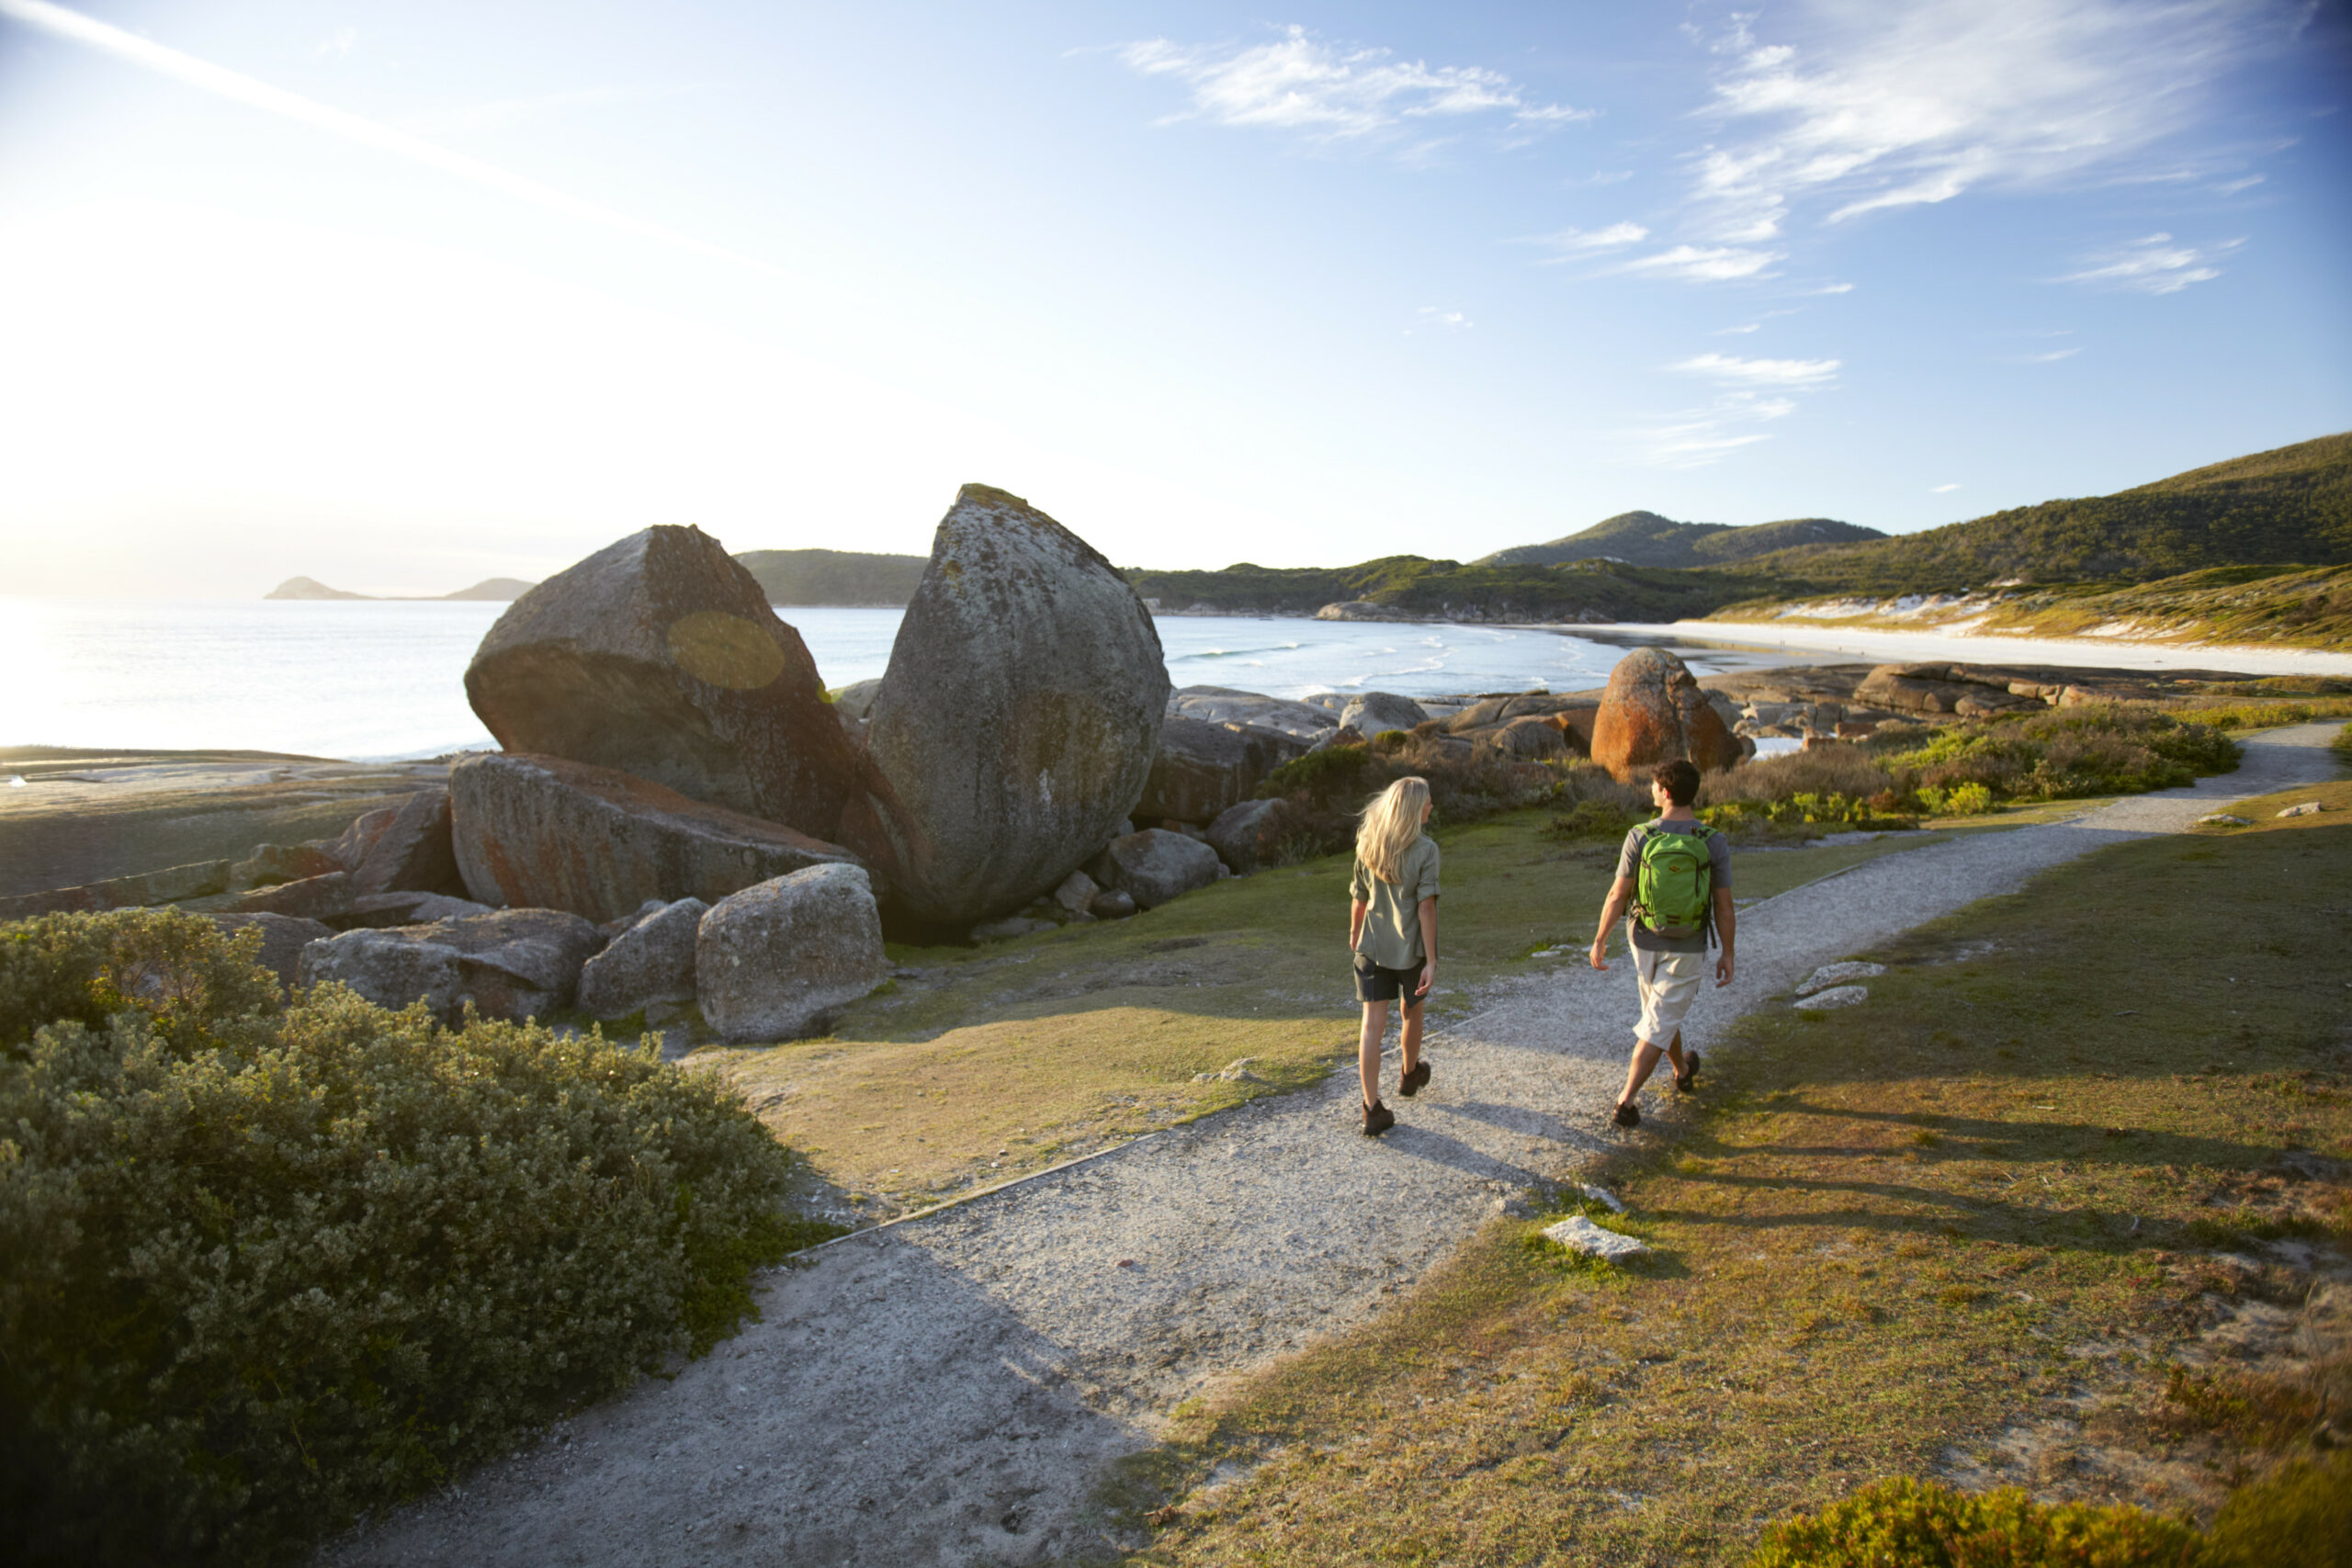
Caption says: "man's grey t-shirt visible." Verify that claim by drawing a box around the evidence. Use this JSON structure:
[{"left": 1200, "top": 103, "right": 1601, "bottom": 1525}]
[{"left": 1616, "top": 821, "right": 1732, "bottom": 954}]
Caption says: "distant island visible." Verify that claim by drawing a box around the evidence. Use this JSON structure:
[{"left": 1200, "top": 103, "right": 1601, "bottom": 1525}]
[
  {"left": 733, "top": 548, "right": 928, "bottom": 606},
  {"left": 266, "top": 576, "right": 537, "bottom": 602}
]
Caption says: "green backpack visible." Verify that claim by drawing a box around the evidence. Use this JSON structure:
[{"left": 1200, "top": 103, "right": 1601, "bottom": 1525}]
[{"left": 1634, "top": 825, "right": 1716, "bottom": 942}]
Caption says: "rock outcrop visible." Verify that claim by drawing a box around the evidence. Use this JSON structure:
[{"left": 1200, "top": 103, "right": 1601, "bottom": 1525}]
[
  {"left": 351, "top": 787, "right": 467, "bottom": 897},
  {"left": 1589, "top": 649, "right": 1750, "bottom": 783},
  {"left": 297, "top": 908, "right": 601, "bottom": 1024},
  {"left": 1855, "top": 662, "right": 2048, "bottom": 718},
  {"left": 696, "top": 864, "right": 887, "bottom": 1043},
  {"left": 1338, "top": 692, "right": 1429, "bottom": 737},
  {"left": 1166, "top": 686, "right": 1337, "bottom": 741},
  {"left": 1089, "top": 829, "right": 1222, "bottom": 909},
  {"left": 1132, "top": 717, "right": 1309, "bottom": 826},
  {"left": 449, "top": 752, "right": 869, "bottom": 924},
  {"left": 578, "top": 897, "right": 707, "bottom": 1021},
  {"left": 204, "top": 912, "right": 333, "bottom": 995},
  {"left": 0, "top": 861, "right": 232, "bottom": 923},
  {"left": 862, "top": 486, "right": 1170, "bottom": 928},
  {"left": 1205, "top": 798, "right": 1297, "bottom": 874},
  {"left": 230, "top": 842, "right": 344, "bottom": 892},
  {"left": 324, "top": 806, "right": 401, "bottom": 870},
  {"left": 463, "top": 525, "right": 890, "bottom": 846},
  {"left": 229, "top": 872, "right": 353, "bottom": 923}
]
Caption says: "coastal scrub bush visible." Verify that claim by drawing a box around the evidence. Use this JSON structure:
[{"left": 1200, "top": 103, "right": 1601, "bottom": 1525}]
[
  {"left": 1882, "top": 705, "right": 2237, "bottom": 805},
  {"left": 2205, "top": 1450, "right": 2352, "bottom": 1568},
  {"left": 1257, "top": 733, "right": 1559, "bottom": 858},
  {"left": 2332, "top": 721, "right": 2352, "bottom": 761},
  {"left": 1747, "top": 1476, "right": 2216, "bottom": 1567},
  {"left": 0, "top": 911, "right": 817, "bottom": 1566}
]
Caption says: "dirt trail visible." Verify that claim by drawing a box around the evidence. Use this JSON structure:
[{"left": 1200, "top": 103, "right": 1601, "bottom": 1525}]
[{"left": 326, "top": 724, "right": 2346, "bottom": 1568}]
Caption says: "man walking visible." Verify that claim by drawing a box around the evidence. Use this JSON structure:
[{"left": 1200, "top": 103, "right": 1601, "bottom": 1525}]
[{"left": 1588, "top": 759, "right": 1735, "bottom": 1128}]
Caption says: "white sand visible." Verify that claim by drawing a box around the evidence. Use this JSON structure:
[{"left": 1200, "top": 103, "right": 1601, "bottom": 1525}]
[{"left": 1596, "top": 621, "right": 2352, "bottom": 676}]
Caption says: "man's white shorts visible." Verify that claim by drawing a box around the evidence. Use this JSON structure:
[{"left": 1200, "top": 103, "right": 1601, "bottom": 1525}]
[{"left": 1634, "top": 947, "right": 1707, "bottom": 1046}]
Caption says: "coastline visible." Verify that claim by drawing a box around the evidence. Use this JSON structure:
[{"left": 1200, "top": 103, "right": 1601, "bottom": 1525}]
[{"left": 1654, "top": 618, "right": 2352, "bottom": 676}]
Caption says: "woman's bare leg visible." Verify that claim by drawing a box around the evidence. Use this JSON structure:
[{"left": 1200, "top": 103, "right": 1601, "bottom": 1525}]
[
  {"left": 1359, "top": 999, "right": 1390, "bottom": 1108},
  {"left": 1399, "top": 997, "right": 1426, "bottom": 1075}
]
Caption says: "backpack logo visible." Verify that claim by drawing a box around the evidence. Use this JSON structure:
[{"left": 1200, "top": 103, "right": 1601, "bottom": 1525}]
[{"left": 1635, "top": 828, "right": 1713, "bottom": 941}]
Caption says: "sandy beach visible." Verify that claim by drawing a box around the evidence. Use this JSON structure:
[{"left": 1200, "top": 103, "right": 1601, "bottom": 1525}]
[{"left": 1629, "top": 619, "right": 2352, "bottom": 677}]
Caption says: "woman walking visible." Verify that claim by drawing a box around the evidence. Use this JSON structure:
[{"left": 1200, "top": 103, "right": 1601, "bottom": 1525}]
[{"left": 1348, "top": 776, "right": 1440, "bottom": 1135}]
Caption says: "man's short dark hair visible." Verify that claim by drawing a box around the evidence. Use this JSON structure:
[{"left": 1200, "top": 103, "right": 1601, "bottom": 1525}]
[{"left": 1653, "top": 759, "right": 1701, "bottom": 806}]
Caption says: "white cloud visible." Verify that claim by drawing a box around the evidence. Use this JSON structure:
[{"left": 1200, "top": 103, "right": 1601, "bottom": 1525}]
[
  {"left": 2057, "top": 231, "right": 2243, "bottom": 293},
  {"left": 1670, "top": 352, "right": 1841, "bottom": 388},
  {"left": 1614, "top": 243, "right": 1783, "bottom": 282},
  {"left": 0, "top": 0, "right": 775, "bottom": 276},
  {"left": 315, "top": 25, "right": 356, "bottom": 59},
  {"left": 1932, "top": 482, "right": 1962, "bottom": 492},
  {"left": 1118, "top": 25, "right": 1589, "bottom": 142},
  {"left": 1681, "top": 1, "right": 2301, "bottom": 243},
  {"left": 1526, "top": 220, "right": 1648, "bottom": 261},
  {"left": 2211, "top": 174, "right": 2265, "bottom": 195},
  {"left": 1718, "top": 321, "right": 1762, "bottom": 333},
  {"left": 2014, "top": 346, "right": 2084, "bottom": 362},
  {"left": 1415, "top": 306, "right": 1472, "bottom": 330}
]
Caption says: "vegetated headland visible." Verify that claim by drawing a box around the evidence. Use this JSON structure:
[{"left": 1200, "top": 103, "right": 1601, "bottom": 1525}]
[{"left": 467, "top": 431, "right": 2332, "bottom": 649}]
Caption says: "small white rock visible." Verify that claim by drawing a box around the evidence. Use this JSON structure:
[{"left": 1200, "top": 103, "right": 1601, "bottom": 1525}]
[
  {"left": 1795, "top": 961, "right": 1887, "bottom": 997},
  {"left": 2197, "top": 813, "right": 2251, "bottom": 827},
  {"left": 1795, "top": 985, "right": 1869, "bottom": 1010},
  {"left": 1542, "top": 1214, "right": 1648, "bottom": 1259},
  {"left": 1577, "top": 1183, "right": 1626, "bottom": 1213},
  {"left": 2276, "top": 802, "right": 2324, "bottom": 818}
]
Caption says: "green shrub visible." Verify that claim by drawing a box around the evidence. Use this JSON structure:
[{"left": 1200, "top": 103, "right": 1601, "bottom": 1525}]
[
  {"left": 0, "top": 912, "right": 822, "bottom": 1565},
  {"left": 1947, "top": 782, "right": 1996, "bottom": 817},
  {"left": 2332, "top": 721, "right": 2352, "bottom": 761},
  {"left": 1882, "top": 705, "right": 2239, "bottom": 806},
  {"left": 1256, "top": 733, "right": 1560, "bottom": 860},
  {"left": 1748, "top": 1476, "right": 2216, "bottom": 1567},
  {"left": 2207, "top": 1450, "right": 2352, "bottom": 1568}
]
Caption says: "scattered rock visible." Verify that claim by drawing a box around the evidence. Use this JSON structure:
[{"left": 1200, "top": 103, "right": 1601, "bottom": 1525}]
[
  {"left": 1589, "top": 649, "right": 1749, "bottom": 783},
  {"left": 1338, "top": 692, "right": 1430, "bottom": 737},
  {"left": 1090, "top": 888, "right": 1137, "bottom": 919},
  {"left": 1577, "top": 1183, "right": 1626, "bottom": 1214},
  {"left": 1314, "top": 601, "right": 1414, "bottom": 622},
  {"left": 2277, "top": 802, "right": 2325, "bottom": 818},
  {"left": 863, "top": 485, "right": 1170, "bottom": 928},
  {"left": 1303, "top": 725, "right": 1367, "bottom": 755},
  {"left": 1794, "top": 985, "right": 1870, "bottom": 1010},
  {"left": 1132, "top": 717, "right": 1310, "bottom": 825},
  {"left": 578, "top": 897, "right": 707, "bottom": 1021},
  {"left": 298, "top": 908, "right": 602, "bottom": 1024},
  {"left": 831, "top": 678, "right": 884, "bottom": 722},
  {"left": 323, "top": 807, "right": 401, "bottom": 871},
  {"left": 1050, "top": 870, "right": 1102, "bottom": 916},
  {"left": 1856, "top": 663, "right": 2044, "bottom": 718},
  {"left": 2197, "top": 814, "right": 2253, "bottom": 827},
  {"left": 338, "top": 891, "right": 492, "bottom": 930},
  {"left": 351, "top": 787, "right": 468, "bottom": 897},
  {"left": 0, "top": 860, "right": 234, "bottom": 922},
  {"left": 230, "top": 841, "right": 344, "bottom": 891},
  {"left": 464, "top": 524, "right": 888, "bottom": 843},
  {"left": 1795, "top": 961, "right": 1889, "bottom": 997},
  {"left": 1542, "top": 1214, "right": 1648, "bottom": 1259},
  {"left": 1090, "top": 829, "right": 1223, "bottom": 910},
  {"left": 1485, "top": 714, "right": 1581, "bottom": 760},
  {"left": 1166, "top": 686, "right": 1337, "bottom": 740},
  {"left": 203, "top": 912, "right": 333, "bottom": 995},
  {"left": 696, "top": 863, "right": 888, "bottom": 1043},
  {"left": 449, "top": 751, "right": 869, "bottom": 923},
  {"left": 1216, "top": 1057, "right": 1265, "bottom": 1083},
  {"left": 1205, "top": 798, "right": 1297, "bottom": 874},
  {"left": 229, "top": 871, "right": 354, "bottom": 923}
]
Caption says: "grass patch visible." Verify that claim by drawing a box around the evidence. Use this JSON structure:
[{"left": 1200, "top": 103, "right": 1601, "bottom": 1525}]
[{"left": 1111, "top": 779, "right": 2352, "bottom": 1565}]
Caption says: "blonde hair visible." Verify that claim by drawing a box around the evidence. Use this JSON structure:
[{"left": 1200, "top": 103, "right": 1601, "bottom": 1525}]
[{"left": 1355, "top": 776, "right": 1430, "bottom": 884}]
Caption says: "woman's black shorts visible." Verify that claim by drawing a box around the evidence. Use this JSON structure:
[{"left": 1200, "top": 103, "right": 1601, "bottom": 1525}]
[{"left": 1353, "top": 953, "right": 1427, "bottom": 1005}]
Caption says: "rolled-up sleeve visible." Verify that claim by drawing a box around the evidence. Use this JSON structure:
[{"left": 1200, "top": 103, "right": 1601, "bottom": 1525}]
[
  {"left": 1414, "top": 841, "right": 1442, "bottom": 904},
  {"left": 1348, "top": 859, "right": 1369, "bottom": 902}
]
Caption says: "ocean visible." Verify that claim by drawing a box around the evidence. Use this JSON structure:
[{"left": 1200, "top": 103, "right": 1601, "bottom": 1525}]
[
  {"left": 6, "top": 600, "right": 1771, "bottom": 761},
  {"left": 15, "top": 598, "right": 2335, "bottom": 762}
]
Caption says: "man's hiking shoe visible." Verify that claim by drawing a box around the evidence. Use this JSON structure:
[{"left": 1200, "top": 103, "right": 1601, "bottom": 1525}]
[
  {"left": 1611, "top": 1100, "right": 1640, "bottom": 1129},
  {"left": 1675, "top": 1052, "right": 1702, "bottom": 1092},
  {"left": 1397, "top": 1059, "right": 1431, "bottom": 1098},
  {"left": 1363, "top": 1100, "right": 1396, "bottom": 1136}
]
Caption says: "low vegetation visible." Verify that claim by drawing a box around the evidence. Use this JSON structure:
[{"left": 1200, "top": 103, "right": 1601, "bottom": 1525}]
[
  {"left": 732, "top": 546, "right": 927, "bottom": 606},
  {"left": 0, "top": 910, "right": 821, "bottom": 1567},
  {"left": 1109, "top": 778, "right": 2352, "bottom": 1566}
]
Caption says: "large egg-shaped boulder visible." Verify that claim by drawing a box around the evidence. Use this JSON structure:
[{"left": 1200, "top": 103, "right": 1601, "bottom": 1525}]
[
  {"left": 1589, "top": 648, "right": 1749, "bottom": 783},
  {"left": 865, "top": 485, "right": 1170, "bottom": 928}
]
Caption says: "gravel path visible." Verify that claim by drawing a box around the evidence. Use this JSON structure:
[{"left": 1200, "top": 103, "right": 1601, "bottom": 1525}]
[{"left": 327, "top": 724, "right": 2345, "bottom": 1568}]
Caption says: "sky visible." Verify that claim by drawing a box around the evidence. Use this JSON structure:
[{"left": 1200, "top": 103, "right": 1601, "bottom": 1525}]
[{"left": 0, "top": 0, "right": 2346, "bottom": 597}]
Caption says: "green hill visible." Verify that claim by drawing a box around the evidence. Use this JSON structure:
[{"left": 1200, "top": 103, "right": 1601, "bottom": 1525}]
[
  {"left": 733, "top": 548, "right": 928, "bottom": 605},
  {"left": 1478, "top": 511, "right": 1881, "bottom": 569},
  {"left": 1125, "top": 555, "right": 1776, "bottom": 623},
  {"left": 1743, "top": 431, "right": 2352, "bottom": 592}
]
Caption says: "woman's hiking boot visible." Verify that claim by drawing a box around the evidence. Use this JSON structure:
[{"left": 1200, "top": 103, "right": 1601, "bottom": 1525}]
[
  {"left": 1362, "top": 1100, "right": 1396, "bottom": 1136},
  {"left": 1397, "top": 1058, "right": 1431, "bottom": 1098}
]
